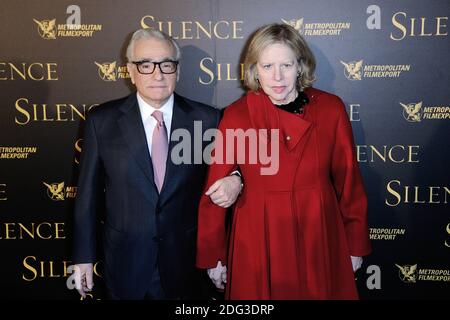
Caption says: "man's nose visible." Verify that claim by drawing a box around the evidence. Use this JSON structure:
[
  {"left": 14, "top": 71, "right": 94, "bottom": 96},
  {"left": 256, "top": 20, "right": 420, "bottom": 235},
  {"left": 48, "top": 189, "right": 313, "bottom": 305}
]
[{"left": 152, "top": 65, "right": 164, "bottom": 80}]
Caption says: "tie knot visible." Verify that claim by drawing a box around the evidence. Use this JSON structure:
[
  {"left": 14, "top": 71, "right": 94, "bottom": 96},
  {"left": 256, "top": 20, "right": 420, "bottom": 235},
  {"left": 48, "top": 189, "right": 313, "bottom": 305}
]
[{"left": 152, "top": 110, "right": 164, "bottom": 126}]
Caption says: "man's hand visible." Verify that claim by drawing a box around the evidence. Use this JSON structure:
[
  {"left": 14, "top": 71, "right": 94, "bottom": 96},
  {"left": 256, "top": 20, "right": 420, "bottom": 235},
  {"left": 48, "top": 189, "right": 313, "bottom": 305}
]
[
  {"left": 74, "top": 263, "right": 94, "bottom": 298},
  {"left": 205, "top": 175, "right": 242, "bottom": 208},
  {"left": 207, "top": 260, "right": 227, "bottom": 290},
  {"left": 350, "top": 256, "right": 363, "bottom": 272}
]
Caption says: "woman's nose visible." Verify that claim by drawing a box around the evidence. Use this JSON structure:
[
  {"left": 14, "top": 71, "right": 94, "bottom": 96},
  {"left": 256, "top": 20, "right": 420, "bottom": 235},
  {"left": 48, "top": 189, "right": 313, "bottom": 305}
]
[{"left": 273, "top": 66, "right": 282, "bottom": 81}]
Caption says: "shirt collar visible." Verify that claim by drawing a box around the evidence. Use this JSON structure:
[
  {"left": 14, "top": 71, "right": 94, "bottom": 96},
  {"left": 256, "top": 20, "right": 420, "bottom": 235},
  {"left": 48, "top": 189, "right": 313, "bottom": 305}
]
[{"left": 136, "top": 92, "right": 174, "bottom": 122}]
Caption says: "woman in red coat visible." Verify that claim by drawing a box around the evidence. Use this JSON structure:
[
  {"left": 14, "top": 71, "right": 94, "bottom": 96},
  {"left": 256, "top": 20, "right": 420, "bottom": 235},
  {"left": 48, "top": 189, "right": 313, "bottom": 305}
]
[{"left": 196, "top": 23, "right": 371, "bottom": 299}]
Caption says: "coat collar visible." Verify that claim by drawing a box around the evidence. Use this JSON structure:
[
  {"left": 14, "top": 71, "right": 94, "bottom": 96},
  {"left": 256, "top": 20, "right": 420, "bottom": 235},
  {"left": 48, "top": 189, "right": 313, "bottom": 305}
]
[{"left": 246, "top": 89, "right": 314, "bottom": 152}]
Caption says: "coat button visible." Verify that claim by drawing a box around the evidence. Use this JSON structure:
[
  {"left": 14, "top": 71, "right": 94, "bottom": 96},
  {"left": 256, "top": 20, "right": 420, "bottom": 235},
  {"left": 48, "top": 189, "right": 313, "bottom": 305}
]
[
  {"left": 286, "top": 136, "right": 291, "bottom": 141},
  {"left": 155, "top": 207, "right": 161, "bottom": 214},
  {"left": 152, "top": 236, "right": 163, "bottom": 242}
]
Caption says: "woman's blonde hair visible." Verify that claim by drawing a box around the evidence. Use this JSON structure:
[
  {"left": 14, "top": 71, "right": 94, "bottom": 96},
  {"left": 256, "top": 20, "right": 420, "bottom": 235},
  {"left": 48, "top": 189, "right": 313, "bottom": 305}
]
[{"left": 244, "top": 23, "right": 316, "bottom": 92}]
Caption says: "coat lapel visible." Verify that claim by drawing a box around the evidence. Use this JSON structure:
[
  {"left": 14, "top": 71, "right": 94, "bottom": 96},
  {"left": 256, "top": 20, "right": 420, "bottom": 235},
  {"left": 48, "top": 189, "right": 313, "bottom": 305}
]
[
  {"left": 117, "top": 94, "right": 158, "bottom": 192},
  {"left": 247, "top": 90, "right": 313, "bottom": 152},
  {"left": 276, "top": 107, "right": 312, "bottom": 152}
]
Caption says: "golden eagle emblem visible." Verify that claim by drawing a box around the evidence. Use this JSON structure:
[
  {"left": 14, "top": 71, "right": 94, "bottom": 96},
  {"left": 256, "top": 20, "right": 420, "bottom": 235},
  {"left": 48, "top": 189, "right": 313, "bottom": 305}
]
[
  {"left": 95, "top": 61, "right": 117, "bottom": 81},
  {"left": 400, "top": 102, "right": 422, "bottom": 122},
  {"left": 340, "top": 60, "right": 363, "bottom": 80},
  {"left": 43, "top": 182, "right": 65, "bottom": 201},
  {"left": 33, "top": 19, "right": 56, "bottom": 39},
  {"left": 281, "top": 18, "right": 304, "bottom": 33},
  {"left": 395, "top": 264, "right": 417, "bottom": 283}
]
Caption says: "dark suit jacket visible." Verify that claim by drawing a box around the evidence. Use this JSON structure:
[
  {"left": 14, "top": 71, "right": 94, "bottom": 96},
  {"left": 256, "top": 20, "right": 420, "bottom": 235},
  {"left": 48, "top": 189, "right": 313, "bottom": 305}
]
[{"left": 73, "top": 92, "right": 220, "bottom": 299}]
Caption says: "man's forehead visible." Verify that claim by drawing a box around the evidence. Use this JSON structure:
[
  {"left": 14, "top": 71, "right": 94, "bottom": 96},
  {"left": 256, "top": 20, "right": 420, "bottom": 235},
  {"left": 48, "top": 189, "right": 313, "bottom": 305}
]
[{"left": 134, "top": 38, "right": 175, "bottom": 59}]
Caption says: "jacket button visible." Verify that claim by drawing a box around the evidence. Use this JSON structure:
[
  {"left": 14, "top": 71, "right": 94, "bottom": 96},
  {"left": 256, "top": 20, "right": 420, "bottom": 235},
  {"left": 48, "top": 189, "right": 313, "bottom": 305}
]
[
  {"left": 155, "top": 207, "right": 161, "bottom": 214},
  {"left": 286, "top": 135, "right": 291, "bottom": 141},
  {"left": 152, "top": 236, "right": 163, "bottom": 242}
]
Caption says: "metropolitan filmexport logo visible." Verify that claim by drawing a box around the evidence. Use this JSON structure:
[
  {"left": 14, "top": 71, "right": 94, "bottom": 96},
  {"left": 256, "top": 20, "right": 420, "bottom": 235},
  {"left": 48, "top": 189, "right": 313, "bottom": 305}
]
[
  {"left": 0, "top": 147, "right": 37, "bottom": 159},
  {"left": 399, "top": 101, "right": 450, "bottom": 122},
  {"left": 33, "top": 18, "right": 101, "bottom": 39},
  {"left": 94, "top": 61, "right": 130, "bottom": 81},
  {"left": 281, "top": 17, "right": 350, "bottom": 36},
  {"left": 395, "top": 263, "right": 450, "bottom": 283},
  {"left": 43, "top": 181, "right": 77, "bottom": 201},
  {"left": 369, "top": 228, "right": 406, "bottom": 240},
  {"left": 340, "top": 59, "right": 411, "bottom": 80}
]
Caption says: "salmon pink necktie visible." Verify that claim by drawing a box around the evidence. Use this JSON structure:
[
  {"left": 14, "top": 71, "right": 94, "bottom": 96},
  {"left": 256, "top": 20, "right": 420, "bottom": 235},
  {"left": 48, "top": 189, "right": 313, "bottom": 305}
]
[{"left": 151, "top": 110, "right": 168, "bottom": 192}]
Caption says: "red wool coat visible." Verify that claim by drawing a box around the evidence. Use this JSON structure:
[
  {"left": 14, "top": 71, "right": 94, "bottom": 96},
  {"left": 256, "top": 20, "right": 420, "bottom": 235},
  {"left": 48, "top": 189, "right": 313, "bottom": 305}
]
[{"left": 196, "top": 88, "right": 371, "bottom": 299}]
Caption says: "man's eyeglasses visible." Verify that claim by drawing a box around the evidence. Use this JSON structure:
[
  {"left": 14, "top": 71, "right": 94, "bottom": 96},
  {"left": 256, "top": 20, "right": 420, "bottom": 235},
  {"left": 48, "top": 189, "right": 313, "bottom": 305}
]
[{"left": 132, "top": 60, "right": 179, "bottom": 74}]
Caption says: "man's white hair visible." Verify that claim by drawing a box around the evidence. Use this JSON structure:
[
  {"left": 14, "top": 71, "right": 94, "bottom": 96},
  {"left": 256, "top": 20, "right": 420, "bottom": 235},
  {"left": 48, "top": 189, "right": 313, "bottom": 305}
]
[{"left": 126, "top": 28, "right": 181, "bottom": 62}]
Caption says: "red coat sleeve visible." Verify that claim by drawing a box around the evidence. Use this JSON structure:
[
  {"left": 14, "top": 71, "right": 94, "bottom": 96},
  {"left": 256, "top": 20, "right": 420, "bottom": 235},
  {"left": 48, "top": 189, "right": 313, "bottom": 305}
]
[
  {"left": 196, "top": 109, "right": 237, "bottom": 268},
  {"left": 331, "top": 101, "right": 371, "bottom": 256}
]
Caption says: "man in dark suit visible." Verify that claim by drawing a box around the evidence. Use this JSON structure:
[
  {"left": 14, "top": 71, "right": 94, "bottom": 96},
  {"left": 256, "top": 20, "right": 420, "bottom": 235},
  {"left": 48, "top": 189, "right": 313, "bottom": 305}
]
[{"left": 72, "top": 29, "right": 242, "bottom": 299}]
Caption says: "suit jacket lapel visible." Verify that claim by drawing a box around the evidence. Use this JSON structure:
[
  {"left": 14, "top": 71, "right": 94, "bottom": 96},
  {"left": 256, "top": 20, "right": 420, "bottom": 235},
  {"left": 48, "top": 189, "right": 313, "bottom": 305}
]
[
  {"left": 159, "top": 93, "right": 193, "bottom": 202},
  {"left": 117, "top": 94, "right": 158, "bottom": 193}
]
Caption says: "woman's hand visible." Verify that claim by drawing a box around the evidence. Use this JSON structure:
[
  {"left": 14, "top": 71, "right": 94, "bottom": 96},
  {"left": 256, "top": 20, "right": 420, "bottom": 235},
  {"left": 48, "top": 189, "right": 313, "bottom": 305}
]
[
  {"left": 350, "top": 256, "right": 363, "bottom": 272},
  {"left": 207, "top": 260, "right": 227, "bottom": 289},
  {"left": 205, "top": 175, "right": 242, "bottom": 208}
]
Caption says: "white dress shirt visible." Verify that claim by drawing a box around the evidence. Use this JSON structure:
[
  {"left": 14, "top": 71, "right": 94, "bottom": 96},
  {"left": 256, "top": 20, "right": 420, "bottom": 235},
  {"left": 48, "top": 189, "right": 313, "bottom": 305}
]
[{"left": 136, "top": 92, "right": 174, "bottom": 157}]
